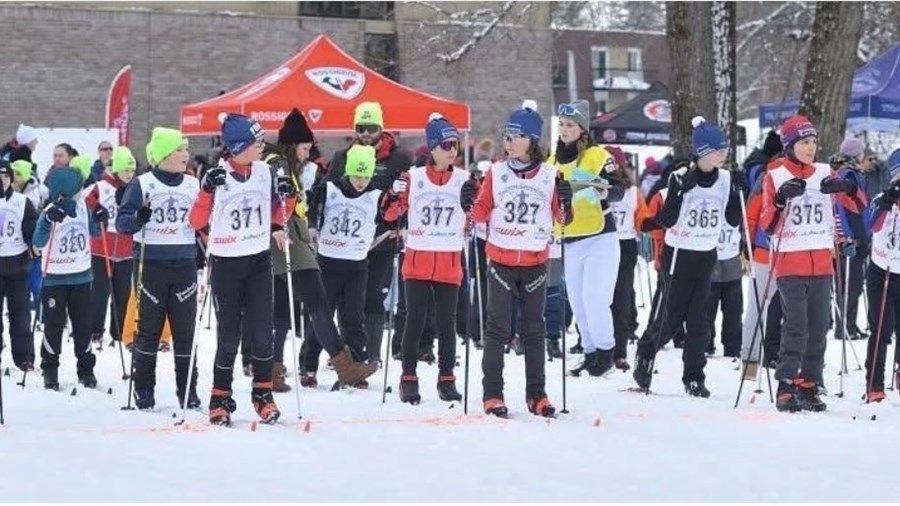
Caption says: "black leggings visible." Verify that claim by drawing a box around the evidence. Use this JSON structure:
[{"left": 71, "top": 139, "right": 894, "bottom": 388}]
[{"left": 401, "top": 279, "right": 459, "bottom": 376}]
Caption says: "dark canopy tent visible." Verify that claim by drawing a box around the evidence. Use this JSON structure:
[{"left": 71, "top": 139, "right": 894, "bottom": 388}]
[{"left": 590, "top": 81, "right": 746, "bottom": 146}]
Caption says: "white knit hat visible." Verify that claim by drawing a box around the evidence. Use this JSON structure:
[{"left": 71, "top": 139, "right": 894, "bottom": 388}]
[{"left": 15, "top": 124, "right": 38, "bottom": 146}]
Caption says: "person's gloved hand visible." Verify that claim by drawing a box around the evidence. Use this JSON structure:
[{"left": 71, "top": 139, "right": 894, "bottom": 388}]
[
  {"left": 460, "top": 178, "right": 478, "bottom": 212},
  {"left": 840, "top": 240, "right": 857, "bottom": 258},
  {"left": 93, "top": 206, "right": 110, "bottom": 224},
  {"left": 775, "top": 178, "right": 806, "bottom": 208},
  {"left": 45, "top": 204, "right": 67, "bottom": 223},
  {"left": 556, "top": 178, "right": 573, "bottom": 209},
  {"left": 275, "top": 175, "right": 296, "bottom": 196},
  {"left": 820, "top": 175, "right": 857, "bottom": 195},
  {"left": 668, "top": 167, "right": 698, "bottom": 196},
  {"left": 392, "top": 178, "right": 407, "bottom": 195},
  {"left": 731, "top": 169, "right": 747, "bottom": 192},
  {"left": 136, "top": 205, "right": 152, "bottom": 226},
  {"left": 202, "top": 166, "right": 227, "bottom": 193}
]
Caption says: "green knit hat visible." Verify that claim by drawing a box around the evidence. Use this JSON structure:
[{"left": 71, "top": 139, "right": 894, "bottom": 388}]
[
  {"left": 146, "top": 127, "right": 188, "bottom": 165},
  {"left": 354, "top": 102, "right": 383, "bottom": 128},
  {"left": 11, "top": 160, "right": 33, "bottom": 180},
  {"left": 112, "top": 146, "right": 137, "bottom": 173},
  {"left": 345, "top": 145, "right": 376, "bottom": 178},
  {"left": 69, "top": 155, "right": 91, "bottom": 180}
]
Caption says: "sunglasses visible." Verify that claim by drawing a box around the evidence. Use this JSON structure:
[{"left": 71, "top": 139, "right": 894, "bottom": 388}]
[
  {"left": 438, "top": 140, "right": 459, "bottom": 152},
  {"left": 356, "top": 124, "right": 381, "bottom": 135},
  {"left": 99, "top": 146, "right": 113, "bottom": 152}
]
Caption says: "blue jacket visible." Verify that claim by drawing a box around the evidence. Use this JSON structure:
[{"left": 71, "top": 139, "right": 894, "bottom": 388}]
[
  {"left": 115, "top": 168, "right": 197, "bottom": 267},
  {"left": 835, "top": 167, "right": 870, "bottom": 245},
  {"left": 33, "top": 206, "right": 101, "bottom": 287}
]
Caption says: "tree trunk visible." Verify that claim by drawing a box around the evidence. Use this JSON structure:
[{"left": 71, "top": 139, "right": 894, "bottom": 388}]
[
  {"left": 798, "top": 2, "right": 863, "bottom": 160},
  {"left": 690, "top": 2, "right": 717, "bottom": 123},
  {"left": 667, "top": 1, "right": 693, "bottom": 159},
  {"left": 712, "top": 1, "right": 737, "bottom": 166}
]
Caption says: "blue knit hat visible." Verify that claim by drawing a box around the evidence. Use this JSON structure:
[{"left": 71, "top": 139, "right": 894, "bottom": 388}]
[
  {"left": 691, "top": 116, "right": 727, "bottom": 158},
  {"left": 425, "top": 113, "right": 459, "bottom": 150},
  {"left": 222, "top": 113, "right": 264, "bottom": 155},
  {"left": 506, "top": 100, "right": 543, "bottom": 142},
  {"left": 888, "top": 149, "right": 900, "bottom": 179}
]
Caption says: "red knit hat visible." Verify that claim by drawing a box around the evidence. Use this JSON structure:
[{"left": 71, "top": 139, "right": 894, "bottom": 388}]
[
  {"left": 780, "top": 115, "right": 817, "bottom": 148},
  {"left": 604, "top": 146, "right": 628, "bottom": 168}
]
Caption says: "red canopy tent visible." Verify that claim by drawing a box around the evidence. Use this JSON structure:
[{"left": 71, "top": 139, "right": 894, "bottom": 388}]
[{"left": 180, "top": 34, "right": 470, "bottom": 135}]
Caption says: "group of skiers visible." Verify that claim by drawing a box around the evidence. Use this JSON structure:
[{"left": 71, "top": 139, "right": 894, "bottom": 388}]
[{"left": 2, "top": 99, "right": 900, "bottom": 425}]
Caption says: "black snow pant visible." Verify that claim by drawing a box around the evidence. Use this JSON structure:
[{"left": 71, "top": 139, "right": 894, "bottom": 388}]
[
  {"left": 642, "top": 266, "right": 686, "bottom": 348},
  {"left": 765, "top": 291, "right": 784, "bottom": 363},
  {"left": 706, "top": 278, "right": 743, "bottom": 357},
  {"left": 1, "top": 270, "right": 33, "bottom": 369},
  {"left": 40, "top": 282, "right": 95, "bottom": 376},
  {"left": 391, "top": 257, "right": 438, "bottom": 358},
  {"left": 835, "top": 246, "right": 867, "bottom": 337},
  {"left": 865, "top": 263, "right": 900, "bottom": 390},
  {"left": 210, "top": 251, "right": 274, "bottom": 392},
  {"left": 275, "top": 269, "right": 343, "bottom": 371},
  {"left": 364, "top": 248, "right": 395, "bottom": 361},
  {"left": 637, "top": 246, "right": 716, "bottom": 384},
  {"left": 482, "top": 262, "right": 548, "bottom": 401},
  {"left": 402, "top": 279, "right": 458, "bottom": 377},
  {"left": 466, "top": 237, "right": 488, "bottom": 343},
  {"left": 775, "top": 275, "right": 831, "bottom": 385},
  {"left": 321, "top": 262, "right": 368, "bottom": 363},
  {"left": 612, "top": 239, "right": 638, "bottom": 360},
  {"left": 132, "top": 262, "right": 198, "bottom": 395},
  {"left": 90, "top": 256, "right": 133, "bottom": 341}
]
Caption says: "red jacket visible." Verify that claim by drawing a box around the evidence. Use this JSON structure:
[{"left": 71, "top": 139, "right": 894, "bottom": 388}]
[
  {"left": 383, "top": 164, "right": 464, "bottom": 286},
  {"left": 471, "top": 164, "right": 567, "bottom": 267},
  {"left": 759, "top": 157, "right": 864, "bottom": 279},
  {"left": 85, "top": 173, "right": 133, "bottom": 260}
]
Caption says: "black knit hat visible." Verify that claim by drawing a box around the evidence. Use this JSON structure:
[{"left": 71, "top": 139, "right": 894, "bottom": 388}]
[
  {"left": 762, "top": 129, "right": 784, "bottom": 158},
  {"left": 278, "top": 108, "right": 314, "bottom": 145}
]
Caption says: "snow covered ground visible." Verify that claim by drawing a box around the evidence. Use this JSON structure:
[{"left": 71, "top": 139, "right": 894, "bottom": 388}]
[{"left": 1, "top": 260, "right": 898, "bottom": 503}]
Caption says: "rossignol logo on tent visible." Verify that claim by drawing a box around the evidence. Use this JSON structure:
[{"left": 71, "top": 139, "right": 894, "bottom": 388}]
[
  {"left": 643, "top": 100, "right": 671, "bottom": 122},
  {"left": 305, "top": 67, "right": 366, "bottom": 100}
]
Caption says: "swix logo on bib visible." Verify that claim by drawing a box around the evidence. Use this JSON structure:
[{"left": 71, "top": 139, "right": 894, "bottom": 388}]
[
  {"left": 46, "top": 200, "right": 91, "bottom": 275},
  {"left": 0, "top": 192, "right": 27, "bottom": 256},
  {"left": 317, "top": 182, "right": 380, "bottom": 261},
  {"left": 665, "top": 169, "right": 730, "bottom": 251},
  {"left": 611, "top": 186, "right": 638, "bottom": 240},
  {"left": 769, "top": 164, "right": 833, "bottom": 253},
  {"left": 871, "top": 206, "right": 900, "bottom": 273},
  {"left": 406, "top": 168, "right": 467, "bottom": 252},
  {"left": 94, "top": 180, "right": 119, "bottom": 233},
  {"left": 209, "top": 161, "right": 271, "bottom": 257},
  {"left": 488, "top": 163, "right": 556, "bottom": 252},
  {"left": 717, "top": 224, "right": 741, "bottom": 260},
  {"left": 136, "top": 173, "right": 198, "bottom": 246}
]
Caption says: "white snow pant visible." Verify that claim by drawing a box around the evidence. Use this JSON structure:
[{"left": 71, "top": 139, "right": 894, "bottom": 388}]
[
  {"left": 565, "top": 232, "right": 619, "bottom": 353},
  {"left": 741, "top": 260, "right": 776, "bottom": 362}
]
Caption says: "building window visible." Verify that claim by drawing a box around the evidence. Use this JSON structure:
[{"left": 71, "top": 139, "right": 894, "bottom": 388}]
[
  {"left": 365, "top": 33, "right": 399, "bottom": 82},
  {"left": 552, "top": 63, "right": 568, "bottom": 88},
  {"left": 627, "top": 47, "right": 643, "bottom": 81},
  {"left": 591, "top": 46, "right": 609, "bottom": 81},
  {"left": 299, "top": 2, "right": 394, "bottom": 20},
  {"left": 593, "top": 90, "right": 609, "bottom": 115}
]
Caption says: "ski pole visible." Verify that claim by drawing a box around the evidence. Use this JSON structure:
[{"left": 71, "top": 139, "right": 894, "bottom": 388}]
[
  {"left": 381, "top": 237, "right": 400, "bottom": 404},
  {"left": 100, "top": 225, "right": 129, "bottom": 381},
  {"left": 278, "top": 193, "right": 303, "bottom": 419},
  {"left": 122, "top": 194, "right": 148, "bottom": 411},
  {"left": 462, "top": 233, "right": 474, "bottom": 415},
  {"left": 0, "top": 352, "right": 5, "bottom": 425},
  {"left": 21, "top": 220, "right": 59, "bottom": 390},
  {"left": 559, "top": 226, "right": 568, "bottom": 414},
  {"left": 867, "top": 210, "right": 897, "bottom": 401}
]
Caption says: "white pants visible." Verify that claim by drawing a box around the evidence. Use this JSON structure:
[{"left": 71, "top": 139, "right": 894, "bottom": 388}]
[
  {"left": 564, "top": 233, "right": 619, "bottom": 353},
  {"left": 741, "top": 260, "right": 776, "bottom": 362}
]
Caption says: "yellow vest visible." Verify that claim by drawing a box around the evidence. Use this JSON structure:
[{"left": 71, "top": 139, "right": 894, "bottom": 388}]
[{"left": 550, "top": 145, "right": 617, "bottom": 238}]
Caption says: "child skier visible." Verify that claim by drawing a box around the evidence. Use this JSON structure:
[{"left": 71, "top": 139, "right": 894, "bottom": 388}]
[
  {"left": 34, "top": 165, "right": 101, "bottom": 390},
  {"left": 706, "top": 221, "right": 743, "bottom": 358},
  {"left": 0, "top": 160, "right": 39, "bottom": 372},
  {"left": 189, "top": 114, "right": 295, "bottom": 425},
  {"left": 633, "top": 117, "right": 743, "bottom": 397},
  {"left": 117, "top": 128, "right": 201, "bottom": 410},
  {"left": 472, "top": 100, "right": 573, "bottom": 418},
  {"left": 758, "top": 115, "right": 864, "bottom": 412}
]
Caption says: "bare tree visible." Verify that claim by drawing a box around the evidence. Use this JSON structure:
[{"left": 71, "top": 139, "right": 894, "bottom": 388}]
[
  {"left": 551, "top": 1, "right": 665, "bottom": 31},
  {"left": 666, "top": 1, "right": 693, "bottom": 158},
  {"left": 690, "top": 2, "right": 716, "bottom": 123},
  {"left": 712, "top": 1, "right": 737, "bottom": 165},
  {"left": 798, "top": 2, "right": 863, "bottom": 158}
]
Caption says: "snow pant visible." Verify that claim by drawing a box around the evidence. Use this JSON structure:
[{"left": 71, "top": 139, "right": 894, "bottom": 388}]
[
  {"left": 765, "top": 291, "right": 784, "bottom": 363},
  {"left": 482, "top": 262, "right": 547, "bottom": 400},
  {"left": 40, "top": 282, "right": 94, "bottom": 376},
  {"left": 132, "top": 263, "right": 198, "bottom": 393},
  {"left": 364, "top": 248, "right": 395, "bottom": 361},
  {"left": 741, "top": 260, "right": 777, "bottom": 363},
  {"left": 456, "top": 254, "right": 469, "bottom": 338},
  {"left": 28, "top": 257, "right": 42, "bottom": 321},
  {"left": 612, "top": 238, "right": 638, "bottom": 360},
  {"left": 90, "top": 256, "right": 133, "bottom": 341},
  {"left": 565, "top": 233, "right": 618, "bottom": 354},
  {"left": 0, "top": 271, "right": 33, "bottom": 369},
  {"left": 321, "top": 263, "right": 368, "bottom": 363},
  {"left": 835, "top": 246, "right": 867, "bottom": 337},
  {"left": 466, "top": 237, "right": 488, "bottom": 342},
  {"left": 637, "top": 246, "right": 716, "bottom": 383},
  {"left": 706, "top": 278, "right": 743, "bottom": 357},
  {"left": 642, "top": 267, "right": 686, "bottom": 348},
  {"left": 545, "top": 285, "right": 563, "bottom": 341},
  {"left": 210, "top": 251, "right": 274, "bottom": 391},
  {"left": 774, "top": 275, "right": 831, "bottom": 385},
  {"left": 864, "top": 263, "right": 900, "bottom": 390},
  {"left": 391, "top": 256, "right": 438, "bottom": 357},
  {"left": 402, "top": 279, "right": 458, "bottom": 376},
  {"left": 275, "top": 269, "right": 343, "bottom": 371}
]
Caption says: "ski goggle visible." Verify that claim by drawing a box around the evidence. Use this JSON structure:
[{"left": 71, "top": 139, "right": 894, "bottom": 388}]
[
  {"left": 355, "top": 124, "right": 381, "bottom": 135},
  {"left": 557, "top": 103, "right": 587, "bottom": 121}
]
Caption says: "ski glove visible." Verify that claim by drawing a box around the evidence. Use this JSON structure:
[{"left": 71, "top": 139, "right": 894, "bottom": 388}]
[
  {"left": 840, "top": 240, "right": 857, "bottom": 258},
  {"left": 820, "top": 175, "right": 857, "bottom": 195},
  {"left": 136, "top": 205, "right": 152, "bottom": 226},
  {"left": 669, "top": 167, "right": 698, "bottom": 196},
  {"left": 775, "top": 178, "right": 806, "bottom": 208},
  {"left": 93, "top": 206, "right": 110, "bottom": 224},
  {"left": 460, "top": 179, "right": 478, "bottom": 212},
  {"left": 275, "top": 175, "right": 296, "bottom": 197},
  {"left": 882, "top": 181, "right": 900, "bottom": 208},
  {"left": 556, "top": 178, "right": 573, "bottom": 210},
  {"left": 202, "top": 167, "right": 227, "bottom": 193},
  {"left": 392, "top": 179, "right": 408, "bottom": 195},
  {"left": 45, "top": 204, "right": 67, "bottom": 223},
  {"left": 730, "top": 169, "right": 747, "bottom": 192}
]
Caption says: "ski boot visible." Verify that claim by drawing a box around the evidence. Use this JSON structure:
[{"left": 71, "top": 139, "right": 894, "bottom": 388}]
[
  {"left": 177, "top": 385, "right": 202, "bottom": 410},
  {"left": 134, "top": 388, "right": 156, "bottom": 410},
  {"left": 43, "top": 368, "right": 60, "bottom": 391},
  {"left": 865, "top": 389, "right": 886, "bottom": 403},
  {"left": 437, "top": 375, "right": 462, "bottom": 402},
  {"left": 775, "top": 380, "right": 801, "bottom": 413},
  {"left": 78, "top": 371, "right": 98, "bottom": 389},
  {"left": 331, "top": 346, "right": 378, "bottom": 386},
  {"left": 526, "top": 395, "right": 556, "bottom": 418},
  {"left": 614, "top": 358, "right": 631, "bottom": 372},
  {"left": 251, "top": 387, "right": 281, "bottom": 424},
  {"left": 684, "top": 380, "right": 711, "bottom": 398},
  {"left": 300, "top": 372, "right": 318, "bottom": 388},
  {"left": 272, "top": 362, "right": 291, "bottom": 393},
  {"left": 209, "top": 389, "right": 238, "bottom": 426},
  {"left": 586, "top": 349, "right": 614, "bottom": 377},
  {"left": 568, "top": 342, "right": 583, "bottom": 354},
  {"left": 483, "top": 397, "right": 508, "bottom": 418},
  {"left": 400, "top": 375, "right": 421, "bottom": 405},
  {"left": 632, "top": 355, "right": 653, "bottom": 390},
  {"left": 91, "top": 332, "right": 103, "bottom": 345},
  {"left": 570, "top": 351, "right": 596, "bottom": 377},
  {"left": 17, "top": 360, "right": 34, "bottom": 373},
  {"left": 546, "top": 339, "right": 563, "bottom": 360},
  {"left": 511, "top": 336, "right": 524, "bottom": 356},
  {"left": 795, "top": 379, "right": 827, "bottom": 412}
]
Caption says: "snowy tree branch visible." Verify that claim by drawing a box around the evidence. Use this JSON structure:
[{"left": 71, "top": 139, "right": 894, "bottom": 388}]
[{"left": 435, "top": 1, "right": 518, "bottom": 63}]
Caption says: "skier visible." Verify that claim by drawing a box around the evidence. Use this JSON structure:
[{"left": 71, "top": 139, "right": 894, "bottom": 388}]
[
  {"left": 0, "top": 160, "right": 39, "bottom": 372},
  {"left": 381, "top": 113, "right": 469, "bottom": 404},
  {"left": 862, "top": 148, "right": 900, "bottom": 402},
  {"left": 189, "top": 114, "right": 295, "bottom": 425},
  {"left": 706, "top": 220, "right": 743, "bottom": 358},
  {"left": 86, "top": 146, "right": 136, "bottom": 346},
  {"left": 633, "top": 117, "right": 743, "bottom": 397},
  {"left": 305, "top": 145, "right": 385, "bottom": 388},
  {"left": 10, "top": 159, "right": 48, "bottom": 330},
  {"left": 34, "top": 164, "right": 101, "bottom": 390},
  {"left": 117, "top": 128, "right": 201, "bottom": 410},
  {"left": 758, "top": 115, "right": 864, "bottom": 413},
  {"left": 472, "top": 100, "right": 573, "bottom": 418}
]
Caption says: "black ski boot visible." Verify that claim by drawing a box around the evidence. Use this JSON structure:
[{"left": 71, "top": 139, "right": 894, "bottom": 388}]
[
  {"left": 775, "top": 380, "right": 801, "bottom": 413},
  {"left": 632, "top": 356, "right": 653, "bottom": 390},
  {"left": 526, "top": 395, "right": 556, "bottom": 418},
  {"left": 400, "top": 375, "right": 421, "bottom": 405},
  {"left": 78, "top": 371, "right": 98, "bottom": 389},
  {"left": 796, "top": 380, "right": 827, "bottom": 412},
  {"left": 586, "top": 349, "right": 614, "bottom": 377},
  {"left": 570, "top": 351, "right": 596, "bottom": 376},
  {"left": 483, "top": 398, "right": 508, "bottom": 418},
  {"left": 615, "top": 358, "right": 631, "bottom": 372},
  {"left": 43, "top": 368, "right": 59, "bottom": 391},
  {"left": 134, "top": 388, "right": 155, "bottom": 410},
  {"left": 546, "top": 339, "right": 563, "bottom": 359},
  {"left": 437, "top": 375, "right": 462, "bottom": 402},
  {"left": 568, "top": 342, "right": 583, "bottom": 354},
  {"left": 251, "top": 389, "right": 281, "bottom": 424},
  {"left": 209, "top": 389, "right": 238, "bottom": 426},
  {"left": 178, "top": 385, "right": 202, "bottom": 409},
  {"left": 684, "top": 380, "right": 711, "bottom": 398}
]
